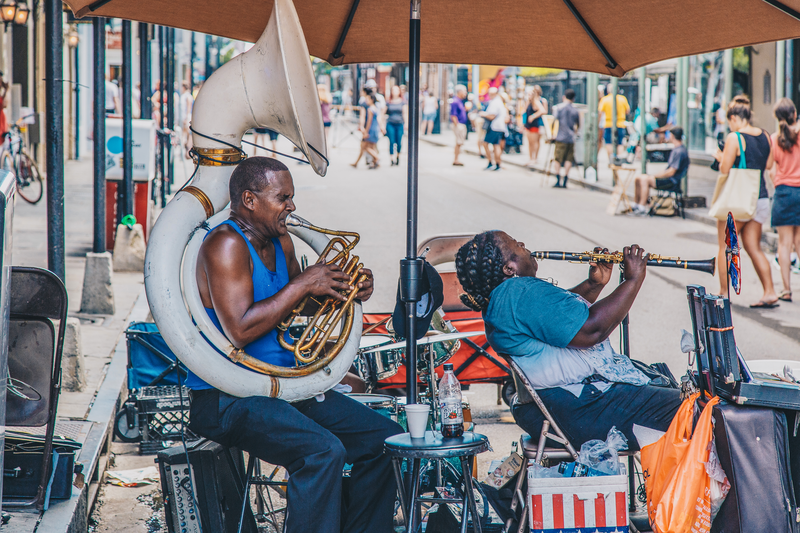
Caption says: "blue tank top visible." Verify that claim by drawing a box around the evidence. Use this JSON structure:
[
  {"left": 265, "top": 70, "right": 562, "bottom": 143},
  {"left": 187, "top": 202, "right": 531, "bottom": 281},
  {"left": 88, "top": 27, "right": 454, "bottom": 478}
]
[{"left": 186, "top": 220, "right": 295, "bottom": 390}]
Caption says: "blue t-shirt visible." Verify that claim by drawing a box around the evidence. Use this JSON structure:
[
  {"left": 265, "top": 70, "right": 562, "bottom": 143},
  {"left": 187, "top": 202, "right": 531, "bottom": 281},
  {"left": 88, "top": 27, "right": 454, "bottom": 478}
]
[
  {"left": 186, "top": 220, "right": 295, "bottom": 390},
  {"left": 483, "top": 277, "right": 649, "bottom": 396},
  {"left": 484, "top": 277, "right": 588, "bottom": 353},
  {"left": 665, "top": 144, "right": 689, "bottom": 188}
]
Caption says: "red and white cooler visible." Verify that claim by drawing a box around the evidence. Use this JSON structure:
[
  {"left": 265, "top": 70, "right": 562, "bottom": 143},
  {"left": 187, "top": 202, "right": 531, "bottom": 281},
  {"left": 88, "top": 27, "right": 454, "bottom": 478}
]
[{"left": 527, "top": 470, "right": 629, "bottom": 532}]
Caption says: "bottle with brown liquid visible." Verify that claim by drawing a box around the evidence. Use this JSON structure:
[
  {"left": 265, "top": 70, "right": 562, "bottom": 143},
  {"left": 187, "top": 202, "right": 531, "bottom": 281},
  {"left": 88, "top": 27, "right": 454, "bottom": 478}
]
[{"left": 439, "top": 363, "right": 464, "bottom": 438}]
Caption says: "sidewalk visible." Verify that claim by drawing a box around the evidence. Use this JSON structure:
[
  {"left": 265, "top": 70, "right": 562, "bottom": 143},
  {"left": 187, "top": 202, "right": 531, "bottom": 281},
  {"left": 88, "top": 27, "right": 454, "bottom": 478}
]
[
  {"left": 6, "top": 158, "right": 146, "bottom": 532},
  {"left": 421, "top": 127, "right": 779, "bottom": 250}
]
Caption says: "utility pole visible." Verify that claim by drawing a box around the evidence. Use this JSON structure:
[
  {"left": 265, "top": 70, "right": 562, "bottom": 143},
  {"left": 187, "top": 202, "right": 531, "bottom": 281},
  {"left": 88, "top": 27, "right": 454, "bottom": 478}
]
[
  {"left": 610, "top": 77, "right": 619, "bottom": 164},
  {"left": 121, "top": 19, "right": 134, "bottom": 221},
  {"left": 92, "top": 17, "right": 106, "bottom": 253},
  {"left": 638, "top": 67, "right": 647, "bottom": 174},
  {"left": 139, "top": 22, "right": 151, "bottom": 120},
  {"left": 45, "top": 0, "right": 65, "bottom": 280},
  {"left": 585, "top": 72, "right": 598, "bottom": 178}
]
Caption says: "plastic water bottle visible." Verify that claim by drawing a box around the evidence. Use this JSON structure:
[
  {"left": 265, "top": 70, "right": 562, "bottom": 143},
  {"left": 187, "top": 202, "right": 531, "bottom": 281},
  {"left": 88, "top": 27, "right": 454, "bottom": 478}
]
[{"left": 439, "top": 363, "right": 464, "bottom": 438}]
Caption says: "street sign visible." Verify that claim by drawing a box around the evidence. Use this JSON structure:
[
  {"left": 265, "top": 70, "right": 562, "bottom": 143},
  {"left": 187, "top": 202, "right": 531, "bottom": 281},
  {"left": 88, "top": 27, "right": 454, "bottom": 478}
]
[{"left": 105, "top": 118, "right": 156, "bottom": 181}]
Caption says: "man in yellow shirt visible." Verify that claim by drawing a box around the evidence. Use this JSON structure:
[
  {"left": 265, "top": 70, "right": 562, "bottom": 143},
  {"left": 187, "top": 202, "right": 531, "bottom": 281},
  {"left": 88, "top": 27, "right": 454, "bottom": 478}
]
[{"left": 598, "top": 89, "right": 630, "bottom": 162}]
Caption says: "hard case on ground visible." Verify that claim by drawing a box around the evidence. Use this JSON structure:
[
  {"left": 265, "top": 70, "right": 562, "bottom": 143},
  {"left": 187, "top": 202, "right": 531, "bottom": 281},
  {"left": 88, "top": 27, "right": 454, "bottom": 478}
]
[{"left": 711, "top": 401, "right": 799, "bottom": 533}]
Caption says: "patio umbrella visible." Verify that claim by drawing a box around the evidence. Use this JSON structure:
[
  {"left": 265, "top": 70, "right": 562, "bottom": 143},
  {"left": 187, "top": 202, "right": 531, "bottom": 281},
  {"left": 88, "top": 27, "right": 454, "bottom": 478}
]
[
  {"left": 66, "top": 0, "right": 800, "bottom": 401},
  {"left": 68, "top": 0, "right": 800, "bottom": 76}
]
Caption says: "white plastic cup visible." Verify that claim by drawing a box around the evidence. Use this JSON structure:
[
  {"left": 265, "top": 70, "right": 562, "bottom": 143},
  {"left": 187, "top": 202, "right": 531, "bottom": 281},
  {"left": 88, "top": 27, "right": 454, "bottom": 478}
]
[{"left": 405, "top": 404, "right": 430, "bottom": 439}]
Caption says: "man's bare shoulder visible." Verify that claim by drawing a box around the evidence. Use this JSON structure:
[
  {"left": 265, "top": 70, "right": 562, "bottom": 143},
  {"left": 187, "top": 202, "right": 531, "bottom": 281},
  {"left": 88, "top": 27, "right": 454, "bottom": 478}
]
[{"left": 199, "top": 224, "right": 250, "bottom": 266}]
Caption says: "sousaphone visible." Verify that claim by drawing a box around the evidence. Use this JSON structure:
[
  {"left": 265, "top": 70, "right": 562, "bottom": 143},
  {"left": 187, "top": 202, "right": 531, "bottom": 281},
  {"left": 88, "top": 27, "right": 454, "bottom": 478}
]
[{"left": 144, "top": 0, "right": 362, "bottom": 401}]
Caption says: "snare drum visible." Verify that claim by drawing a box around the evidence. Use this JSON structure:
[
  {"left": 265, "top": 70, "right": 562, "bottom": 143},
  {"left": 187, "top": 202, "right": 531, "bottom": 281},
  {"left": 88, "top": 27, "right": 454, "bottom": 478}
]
[
  {"left": 358, "top": 335, "right": 402, "bottom": 381},
  {"left": 346, "top": 393, "right": 398, "bottom": 422}
]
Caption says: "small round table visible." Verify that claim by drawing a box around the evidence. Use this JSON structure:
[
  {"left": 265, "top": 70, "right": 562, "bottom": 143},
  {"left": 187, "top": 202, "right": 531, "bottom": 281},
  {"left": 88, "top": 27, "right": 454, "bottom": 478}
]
[{"left": 384, "top": 431, "right": 491, "bottom": 533}]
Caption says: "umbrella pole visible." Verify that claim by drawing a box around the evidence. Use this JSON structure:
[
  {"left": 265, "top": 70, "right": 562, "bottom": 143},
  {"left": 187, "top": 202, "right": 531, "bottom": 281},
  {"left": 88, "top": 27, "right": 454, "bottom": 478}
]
[{"left": 402, "top": 0, "right": 423, "bottom": 406}]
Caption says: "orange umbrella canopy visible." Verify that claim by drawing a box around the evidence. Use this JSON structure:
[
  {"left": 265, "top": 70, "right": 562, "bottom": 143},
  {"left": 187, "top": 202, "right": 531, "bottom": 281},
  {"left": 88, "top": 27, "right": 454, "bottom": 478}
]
[{"left": 66, "top": 0, "right": 800, "bottom": 75}]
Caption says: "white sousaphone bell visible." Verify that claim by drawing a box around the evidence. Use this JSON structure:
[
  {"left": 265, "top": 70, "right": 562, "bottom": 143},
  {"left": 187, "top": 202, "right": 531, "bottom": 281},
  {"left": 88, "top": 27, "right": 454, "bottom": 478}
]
[{"left": 144, "top": 0, "right": 363, "bottom": 401}]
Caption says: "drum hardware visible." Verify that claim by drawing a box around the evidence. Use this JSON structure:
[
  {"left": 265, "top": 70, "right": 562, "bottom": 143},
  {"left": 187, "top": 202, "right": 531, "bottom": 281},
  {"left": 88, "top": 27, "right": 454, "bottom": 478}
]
[
  {"left": 356, "top": 335, "right": 403, "bottom": 385},
  {"left": 362, "top": 316, "right": 391, "bottom": 336},
  {"left": 360, "top": 331, "right": 485, "bottom": 355},
  {"left": 345, "top": 393, "right": 398, "bottom": 422},
  {"left": 532, "top": 250, "right": 716, "bottom": 274}
]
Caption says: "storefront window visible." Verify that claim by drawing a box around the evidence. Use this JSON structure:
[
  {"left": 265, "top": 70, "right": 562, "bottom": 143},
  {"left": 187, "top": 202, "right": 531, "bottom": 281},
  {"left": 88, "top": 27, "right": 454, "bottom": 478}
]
[{"left": 688, "top": 52, "right": 725, "bottom": 153}]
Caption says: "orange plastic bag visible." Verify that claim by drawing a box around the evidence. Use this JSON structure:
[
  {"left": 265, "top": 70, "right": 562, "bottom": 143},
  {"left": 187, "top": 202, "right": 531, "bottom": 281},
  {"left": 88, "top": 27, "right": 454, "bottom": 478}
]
[{"left": 641, "top": 394, "right": 720, "bottom": 533}]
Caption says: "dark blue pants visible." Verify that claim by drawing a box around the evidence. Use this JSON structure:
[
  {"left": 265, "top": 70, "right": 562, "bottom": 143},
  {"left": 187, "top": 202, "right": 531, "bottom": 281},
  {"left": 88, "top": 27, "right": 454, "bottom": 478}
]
[
  {"left": 189, "top": 389, "right": 402, "bottom": 533},
  {"left": 386, "top": 122, "right": 403, "bottom": 155},
  {"left": 512, "top": 383, "right": 681, "bottom": 451}
]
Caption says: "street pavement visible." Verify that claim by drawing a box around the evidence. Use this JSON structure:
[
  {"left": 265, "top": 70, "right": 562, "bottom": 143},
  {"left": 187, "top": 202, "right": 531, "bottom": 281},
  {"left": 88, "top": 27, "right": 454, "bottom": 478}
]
[{"left": 81, "top": 119, "right": 800, "bottom": 530}]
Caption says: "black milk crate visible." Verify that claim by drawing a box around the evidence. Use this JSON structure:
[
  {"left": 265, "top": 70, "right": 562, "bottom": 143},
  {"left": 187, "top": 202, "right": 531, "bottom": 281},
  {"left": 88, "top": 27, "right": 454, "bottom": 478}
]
[{"left": 114, "top": 323, "right": 201, "bottom": 454}]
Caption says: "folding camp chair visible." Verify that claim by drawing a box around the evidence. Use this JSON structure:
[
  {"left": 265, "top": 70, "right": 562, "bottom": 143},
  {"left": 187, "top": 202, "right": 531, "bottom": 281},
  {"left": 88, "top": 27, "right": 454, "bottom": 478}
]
[{"left": 501, "top": 356, "right": 640, "bottom": 533}]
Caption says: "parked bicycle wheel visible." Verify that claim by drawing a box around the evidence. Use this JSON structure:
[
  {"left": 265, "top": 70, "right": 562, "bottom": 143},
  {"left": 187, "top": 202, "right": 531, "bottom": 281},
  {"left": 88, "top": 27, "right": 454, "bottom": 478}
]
[{"left": 15, "top": 151, "right": 43, "bottom": 204}]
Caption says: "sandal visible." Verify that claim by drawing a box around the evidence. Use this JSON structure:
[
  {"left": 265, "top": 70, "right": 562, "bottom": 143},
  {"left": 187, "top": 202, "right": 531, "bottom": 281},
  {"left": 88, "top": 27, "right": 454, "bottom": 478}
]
[
  {"left": 750, "top": 300, "right": 780, "bottom": 309},
  {"left": 779, "top": 290, "right": 793, "bottom": 302}
]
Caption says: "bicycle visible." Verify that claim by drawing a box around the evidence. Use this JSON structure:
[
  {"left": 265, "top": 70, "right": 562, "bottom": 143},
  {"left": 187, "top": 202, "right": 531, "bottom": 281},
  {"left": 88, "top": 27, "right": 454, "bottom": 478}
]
[{"left": 1, "top": 117, "right": 43, "bottom": 204}]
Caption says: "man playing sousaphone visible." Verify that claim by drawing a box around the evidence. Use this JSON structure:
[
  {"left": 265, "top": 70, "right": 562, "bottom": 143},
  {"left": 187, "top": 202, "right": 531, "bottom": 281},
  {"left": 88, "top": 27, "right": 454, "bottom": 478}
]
[
  {"left": 454, "top": 231, "right": 682, "bottom": 450},
  {"left": 187, "top": 156, "right": 402, "bottom": 533}
]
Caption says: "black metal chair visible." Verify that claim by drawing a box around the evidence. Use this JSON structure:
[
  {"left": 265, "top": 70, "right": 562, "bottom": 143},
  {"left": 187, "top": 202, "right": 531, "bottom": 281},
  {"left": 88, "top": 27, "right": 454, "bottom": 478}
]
[{"left": 4, "top": 266, "right": 69, "bottom": 510}]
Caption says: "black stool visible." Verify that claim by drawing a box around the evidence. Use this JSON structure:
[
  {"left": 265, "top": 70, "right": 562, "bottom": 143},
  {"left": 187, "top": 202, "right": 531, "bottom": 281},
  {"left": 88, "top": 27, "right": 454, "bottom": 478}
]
[{"left": 385, "top": 431, "right": 490, "bottom": 533}]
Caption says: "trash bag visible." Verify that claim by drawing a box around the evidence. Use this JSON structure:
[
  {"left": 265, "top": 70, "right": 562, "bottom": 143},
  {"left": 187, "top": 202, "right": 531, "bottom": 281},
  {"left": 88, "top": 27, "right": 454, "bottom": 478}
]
[
  {"left": 641, "top": 393, "right": 721, "bottom": 533},
  {"left": 576, "top": 426, "right": 629, "bottom": 475}
]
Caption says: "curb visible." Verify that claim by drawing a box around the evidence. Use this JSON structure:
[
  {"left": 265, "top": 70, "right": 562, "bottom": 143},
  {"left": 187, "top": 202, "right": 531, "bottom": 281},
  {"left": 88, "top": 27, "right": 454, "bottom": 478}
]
[{"left": 420, "top": 135, "right": 779, "bottom": 252}]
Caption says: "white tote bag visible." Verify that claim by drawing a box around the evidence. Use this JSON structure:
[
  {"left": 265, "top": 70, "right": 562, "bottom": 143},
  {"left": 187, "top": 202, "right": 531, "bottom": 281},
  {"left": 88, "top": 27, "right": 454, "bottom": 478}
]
[{"left": 708, "top": 132, "right": 760, "bottom": 221}]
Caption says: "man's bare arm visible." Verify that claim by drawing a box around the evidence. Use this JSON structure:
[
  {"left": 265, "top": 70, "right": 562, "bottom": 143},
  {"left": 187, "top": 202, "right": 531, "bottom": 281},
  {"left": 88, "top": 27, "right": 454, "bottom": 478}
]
[{"left": 201, "top": 232, "right": 351, "bottom": 347}]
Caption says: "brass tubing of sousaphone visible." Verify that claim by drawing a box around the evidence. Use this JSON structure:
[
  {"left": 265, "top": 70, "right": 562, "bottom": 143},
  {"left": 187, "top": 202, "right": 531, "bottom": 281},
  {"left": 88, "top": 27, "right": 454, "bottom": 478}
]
[
  {"left": 277, "top": 224, "right": 366, "bottom": 365},
  {"left": 531, "top": 251, "right": 716, "bottom": 275}
]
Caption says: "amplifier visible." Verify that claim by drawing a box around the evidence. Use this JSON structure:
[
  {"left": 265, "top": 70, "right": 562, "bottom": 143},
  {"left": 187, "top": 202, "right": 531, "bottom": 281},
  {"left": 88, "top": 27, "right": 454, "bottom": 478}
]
[{"left": 156, "top": 439, "right": 256, "bottom": 533}]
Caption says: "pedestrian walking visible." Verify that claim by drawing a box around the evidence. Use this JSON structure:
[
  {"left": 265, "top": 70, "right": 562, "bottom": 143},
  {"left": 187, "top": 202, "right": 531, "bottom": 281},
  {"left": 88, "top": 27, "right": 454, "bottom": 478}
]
[
  {"left": 551, "top": 89, "right": 580, "bottom": 188},
  {"left": 384, "top": 85, "right": 406, "bottom": 166},
  {"left": 480, "top": 87, "right": 508, "bottom": 171},
  {"left": 318, "top": 84, "right": 333, "bottom": 145},
  {"left": 251, "top": 128, "right": 278, "bottom": 157},
  {"left": 599, "top": 86, "right": 630, "bottom": 163},
  {"left": 450, "top": 85, "right": 469, "bottom": 166},
  {"left": 768, "top": 97, "right": 800, "bottom": 302},
  {"left": 713, "top": 95, "right": 778, "bottom": 307},
  {"left": 105, "top": 74, "right": 121, "bottom": 116},
  {"left": 524, "top": 85, "right": 547, "bottom": 167},
  {"left": 422, "top": 90, "right": 439, "bottom": 135},
  {"left": 351, "top": 91, "right": 381, "bottom": 169}
]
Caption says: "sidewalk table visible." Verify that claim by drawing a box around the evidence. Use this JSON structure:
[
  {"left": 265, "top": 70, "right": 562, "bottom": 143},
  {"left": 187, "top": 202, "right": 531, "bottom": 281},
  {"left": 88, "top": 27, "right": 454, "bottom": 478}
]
[{"left": 384, "top": 431, "right": 490, "bottom": 533}]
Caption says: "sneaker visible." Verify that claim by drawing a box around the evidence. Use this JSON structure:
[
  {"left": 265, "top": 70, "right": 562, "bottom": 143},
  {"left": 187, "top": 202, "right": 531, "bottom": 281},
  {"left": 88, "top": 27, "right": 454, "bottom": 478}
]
[
  {"left": 493, "top": 164, "right": 501, "bottom": 171},
  {"left": 484, "top": 163, "right": 493, "bottom": 170}
]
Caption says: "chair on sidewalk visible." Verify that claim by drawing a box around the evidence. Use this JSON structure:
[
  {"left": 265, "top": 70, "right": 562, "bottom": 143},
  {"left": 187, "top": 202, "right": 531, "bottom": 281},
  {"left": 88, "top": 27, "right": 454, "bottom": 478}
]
[
  {"left": 4, "top": 267, "right": 69, "bottom": 510},
  {"left": 501, "top": 356, "right": 639, "bottom": 533},
  {"left": 606, "top": 165, "right": 637, "bottom": 215},
  {"left": 648, "top": 181, "right": 685, "bottom": 219}
]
